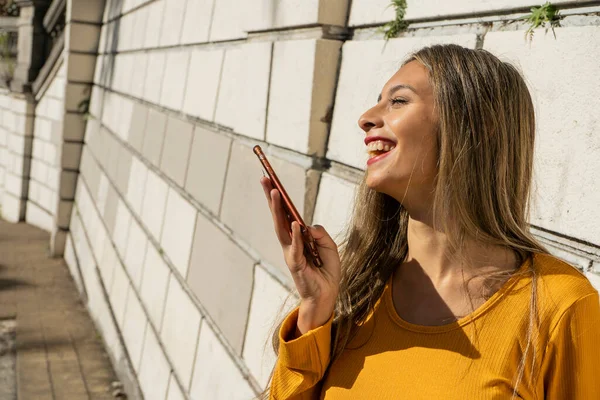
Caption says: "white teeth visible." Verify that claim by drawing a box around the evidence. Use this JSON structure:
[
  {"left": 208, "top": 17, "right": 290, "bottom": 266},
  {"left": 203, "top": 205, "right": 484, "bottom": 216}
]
[{"left": 366, "top": 140, "right": 395, "bottom": 154}]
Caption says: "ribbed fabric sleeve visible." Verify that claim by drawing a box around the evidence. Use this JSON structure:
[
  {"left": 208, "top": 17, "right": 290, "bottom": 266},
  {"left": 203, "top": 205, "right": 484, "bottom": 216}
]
[
  {"left": 540, "top": 292, "right": 600, "bottom": 399},
  {"left": 269, "top": 306, "right": 334, "bottom": 400}
]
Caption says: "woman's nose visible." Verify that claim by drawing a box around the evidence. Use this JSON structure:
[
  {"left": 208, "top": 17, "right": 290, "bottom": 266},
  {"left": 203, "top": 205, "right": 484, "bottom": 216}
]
[{"left": 358, "top": 107, "right": 384, "bottom": 133}]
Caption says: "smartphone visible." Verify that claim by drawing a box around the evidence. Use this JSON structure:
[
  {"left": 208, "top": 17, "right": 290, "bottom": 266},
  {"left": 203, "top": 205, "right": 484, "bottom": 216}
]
[{"left": 253, "top": 145, "right": 323, "bottom": 268}]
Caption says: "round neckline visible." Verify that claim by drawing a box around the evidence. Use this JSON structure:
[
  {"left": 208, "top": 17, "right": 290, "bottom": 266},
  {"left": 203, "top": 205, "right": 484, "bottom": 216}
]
[{"left": 384, "top": 254, "right": 533, "bottom": 334}]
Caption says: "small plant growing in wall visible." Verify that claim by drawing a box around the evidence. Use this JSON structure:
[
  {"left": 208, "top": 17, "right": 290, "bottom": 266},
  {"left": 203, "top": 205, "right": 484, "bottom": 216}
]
[
  {"left": 0, "top": 31, "right": 15, "bottom": 87},
  {"left": 380, "top": 0, "right": 409, "bottom": 41},
  {"left": 521, "top": 2, "right": 561, "bottom": 41}
]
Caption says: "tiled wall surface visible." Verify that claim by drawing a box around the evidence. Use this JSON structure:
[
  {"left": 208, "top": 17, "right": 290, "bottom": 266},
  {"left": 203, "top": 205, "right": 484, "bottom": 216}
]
[
  {"left": 26, "top": 63, "right": 68, "bottom": 232},
  {"left": 0, "top": 0, "right": 599, "bottom": 399}
]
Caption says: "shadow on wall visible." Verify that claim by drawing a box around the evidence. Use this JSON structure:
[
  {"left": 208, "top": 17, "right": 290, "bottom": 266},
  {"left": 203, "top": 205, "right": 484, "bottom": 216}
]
[{"left": 96, "top": 0, "right": 125, "bottom": 91}]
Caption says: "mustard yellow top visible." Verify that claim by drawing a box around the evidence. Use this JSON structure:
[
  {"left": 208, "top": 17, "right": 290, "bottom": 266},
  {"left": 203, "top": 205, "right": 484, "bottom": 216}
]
[{"left": 270, "top": 253, "right": 600, "bottom": 399}]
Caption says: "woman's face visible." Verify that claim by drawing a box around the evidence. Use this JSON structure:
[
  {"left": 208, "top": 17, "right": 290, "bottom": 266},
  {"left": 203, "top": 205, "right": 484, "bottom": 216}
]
[{"left": 358, "top": 60, "right": 439, "bottom": 207}]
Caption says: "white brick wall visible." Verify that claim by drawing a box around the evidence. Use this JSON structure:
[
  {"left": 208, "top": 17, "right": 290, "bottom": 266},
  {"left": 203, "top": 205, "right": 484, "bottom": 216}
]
[
  {"left": 483, "top": 26, "right": 600, "bottom": 245},
  {"left": 122, "top": 290, "right": 148, "bottom": 372},
  {"left": 112, "top": 199, "right": 132, "bottom": 258},
  {"left": 160, "top": 277, "right": 202, "bottom": 388},
  {"left": 166, "top": 374, "right": 186, "bottom": 400},
  {"left": 126, "top": 156, "right": 148, "bottom": 217},
  {"left": 160, "top": 188, "right": 197, "bottom": 278},
  {"left": 138, "top": 327, "right": 171, "bottom": 400},
  {"left": 159, "top": 0, "right": 187, "bottom": 46},
  {"left": 144, "top": 52, "right": 167, "bottom": 104},
  {"left": 182, "top": 48, "right": 224, "bottom": 121},
  {"left": 243, "top": 265, "right": 294, "bottom": 388},
  {"left": 139, "top": 243, "right": 171, "bottom": 330},
  {"left": 214, "top": 42, "right": 272, "bottom": 140},
  {"left": 266, "top": 39, "right": 341, "bottom": 156},
  {"left": 124, "top": 218, "right": 149, "bottom": 288},
  {"left": 180, "top": 0, "right": 213, "bottom": 44},
  {"left": 160, "top": 50, "right": 190, "bottom": 111},
  {"left": 190, "top": 323, "right": 255, "bottom": 400},
  {"left": 11, "top": 2, "right": 596, "bottom": 400},
  {"left": 348, "top": 0, "right": 582, "bottom": 26},
  {"left": 312, "top": 172, "right": 357, "bottom": 241}
]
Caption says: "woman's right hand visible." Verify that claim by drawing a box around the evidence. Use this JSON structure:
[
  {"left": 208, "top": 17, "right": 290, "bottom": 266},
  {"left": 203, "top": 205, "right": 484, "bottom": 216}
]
[{"left": 260, "top": 176, "right": 342, "bottom": 334}]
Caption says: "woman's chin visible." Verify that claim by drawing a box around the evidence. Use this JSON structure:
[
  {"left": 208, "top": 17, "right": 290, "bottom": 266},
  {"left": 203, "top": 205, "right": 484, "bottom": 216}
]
[{"left": 365, "top": 172, "right": 386, "bottom": 191}]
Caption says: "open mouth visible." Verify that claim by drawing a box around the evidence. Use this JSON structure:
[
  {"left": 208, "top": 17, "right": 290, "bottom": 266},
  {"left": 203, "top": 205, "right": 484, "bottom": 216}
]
[{"left": 366, "top": 140, "right": 396, "bottom": 159}]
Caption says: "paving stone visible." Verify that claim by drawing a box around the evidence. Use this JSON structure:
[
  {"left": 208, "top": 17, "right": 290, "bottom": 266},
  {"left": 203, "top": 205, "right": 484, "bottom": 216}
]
[
  {"left": 184, "top": 126, "right": 231, "bottom": 215},
  {"left": 0, "top": 220, "right": 118, "bottom": 400},
  {"left": 160, "top": 277, "right": 201, "bottom": 388},
  {"left": 187, "top": 213, "right": 253, "bottom": 352},
  {"left": 160, "top": 116, "right": 193, "bottom": 187},
  {"left": 160, "top": 187, "right": 197, "bottom": 278}
]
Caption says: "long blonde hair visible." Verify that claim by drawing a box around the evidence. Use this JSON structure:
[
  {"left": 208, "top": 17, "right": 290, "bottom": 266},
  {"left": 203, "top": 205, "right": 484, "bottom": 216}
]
[{"left": 263, "top": 44, "right": 549, "bottom": 399}]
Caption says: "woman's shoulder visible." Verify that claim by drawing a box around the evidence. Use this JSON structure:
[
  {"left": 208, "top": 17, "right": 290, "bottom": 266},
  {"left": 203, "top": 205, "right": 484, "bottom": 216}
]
[{"left": 532, "top": 252, "right": 598, "bottom": 321}]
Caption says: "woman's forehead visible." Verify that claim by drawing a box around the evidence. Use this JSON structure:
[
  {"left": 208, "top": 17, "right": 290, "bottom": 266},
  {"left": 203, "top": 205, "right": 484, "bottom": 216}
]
[{"left": 383, "top": 60, "right": 432, "bottom": 97}]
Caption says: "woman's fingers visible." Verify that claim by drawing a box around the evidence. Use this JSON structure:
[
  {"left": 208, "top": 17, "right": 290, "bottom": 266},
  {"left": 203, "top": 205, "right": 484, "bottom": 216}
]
[
  {"left": 270, "top": 189, "right": 292, "bottom": 246},
  {"left": 307, "top": 225, "right": 338, "bottom": 252},
  {"left": 260, "top": 177, "right": 273, "bottom": 207},
  {"left": 261, "top": 177, "right": 293, "bottom": 246},
  {"left": 288, "top": 221, "right": 306, "bottom": 271}
]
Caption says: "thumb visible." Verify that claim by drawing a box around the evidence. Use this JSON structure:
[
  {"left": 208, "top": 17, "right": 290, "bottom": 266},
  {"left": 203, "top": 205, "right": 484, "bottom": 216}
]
[{"left": 307, "top": 224, "right": 337, "bottom": 250}]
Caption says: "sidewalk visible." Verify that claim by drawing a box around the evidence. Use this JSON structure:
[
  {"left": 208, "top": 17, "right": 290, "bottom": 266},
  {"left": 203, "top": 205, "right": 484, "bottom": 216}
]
[{"left": 0, "top": 220, "right": 119, "bottom": 399}]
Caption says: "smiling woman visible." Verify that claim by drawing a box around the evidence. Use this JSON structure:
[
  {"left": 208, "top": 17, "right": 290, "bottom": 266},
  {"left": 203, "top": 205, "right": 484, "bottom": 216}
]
[{"left": 260, "top": 44, "right": 600, "bottom": 400}]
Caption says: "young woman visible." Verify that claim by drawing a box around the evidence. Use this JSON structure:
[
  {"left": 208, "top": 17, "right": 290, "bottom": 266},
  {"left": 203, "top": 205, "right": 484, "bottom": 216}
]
[{"left": 259, "top": 44, "right": 600, "bottom": 399}]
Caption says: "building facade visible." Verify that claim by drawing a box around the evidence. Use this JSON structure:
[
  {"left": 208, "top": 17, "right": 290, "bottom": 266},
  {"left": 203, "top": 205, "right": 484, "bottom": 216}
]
[{"left": 0, "top": 0, "right": 598, "bottom": 398}]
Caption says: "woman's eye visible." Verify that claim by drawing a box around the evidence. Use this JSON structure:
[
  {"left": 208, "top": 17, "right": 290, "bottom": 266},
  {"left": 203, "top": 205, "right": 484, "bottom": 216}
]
[{"left": 390, "top": 97, "right": 407, "bottom": 105}]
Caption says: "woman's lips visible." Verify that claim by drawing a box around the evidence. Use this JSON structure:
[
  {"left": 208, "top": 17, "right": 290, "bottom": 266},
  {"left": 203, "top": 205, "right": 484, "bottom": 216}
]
[{"left": 367, "top": 148, "right": 394, "bottom": 166}]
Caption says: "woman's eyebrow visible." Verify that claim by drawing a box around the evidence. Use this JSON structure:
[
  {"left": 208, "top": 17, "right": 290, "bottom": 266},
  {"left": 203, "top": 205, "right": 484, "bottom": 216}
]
[{"left": 377, "top": 84, "right": 418, "bottom": 103}]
